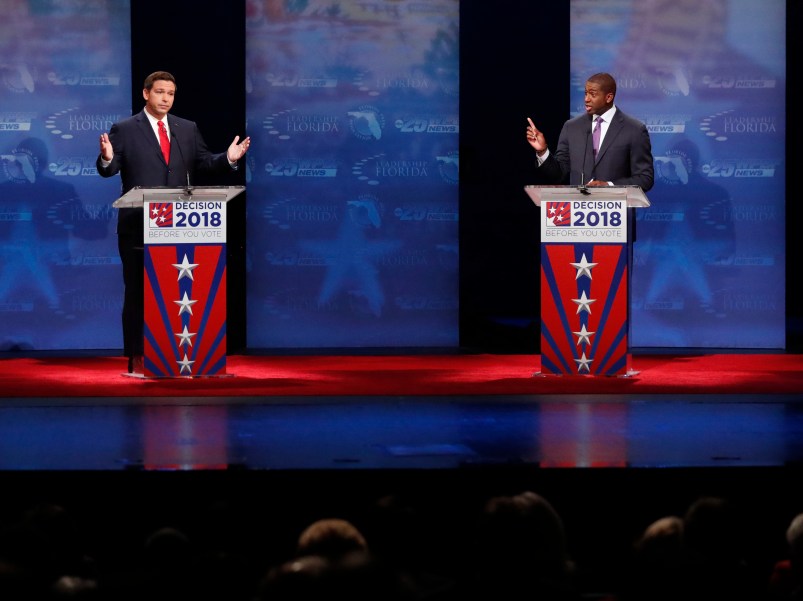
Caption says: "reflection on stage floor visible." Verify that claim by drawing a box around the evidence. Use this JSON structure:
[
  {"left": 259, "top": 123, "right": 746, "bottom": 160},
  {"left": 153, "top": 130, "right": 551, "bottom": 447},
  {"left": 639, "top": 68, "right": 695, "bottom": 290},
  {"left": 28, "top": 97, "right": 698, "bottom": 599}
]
[{"left": 2, "top": 393, "right": 802, "bottom": 471}]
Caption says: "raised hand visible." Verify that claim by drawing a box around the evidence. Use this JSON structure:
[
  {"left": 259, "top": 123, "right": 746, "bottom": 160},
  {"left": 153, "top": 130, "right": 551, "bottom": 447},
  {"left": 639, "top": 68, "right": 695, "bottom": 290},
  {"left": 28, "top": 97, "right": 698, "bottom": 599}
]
[
  {"left": 227, "top": 135, "right": 251, "bottom": 163},
  {"left": 526, "top": 117, "right": 547, "bottom": 155},
  {"left": 99, "top": 132, "right": 114, "bottom": 162}
]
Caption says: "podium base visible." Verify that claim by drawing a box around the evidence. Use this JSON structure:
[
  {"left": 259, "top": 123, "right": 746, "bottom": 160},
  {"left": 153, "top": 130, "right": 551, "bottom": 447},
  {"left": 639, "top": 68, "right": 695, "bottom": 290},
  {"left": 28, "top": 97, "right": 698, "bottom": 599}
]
[
  {"left": 121, "top": 372, "right": 236, "bottom": 380},
  {"left": 533, "top": 370, "right": 638, "bottom": 378},
  {"left": 121, "top": 372, "right": 146, "bottom": 379},
  {"left": 532, "top": 371, "right": 600, "bottom": 378},
  {"left": 625, "top": 353, "right": 639, "bottom": 377}
]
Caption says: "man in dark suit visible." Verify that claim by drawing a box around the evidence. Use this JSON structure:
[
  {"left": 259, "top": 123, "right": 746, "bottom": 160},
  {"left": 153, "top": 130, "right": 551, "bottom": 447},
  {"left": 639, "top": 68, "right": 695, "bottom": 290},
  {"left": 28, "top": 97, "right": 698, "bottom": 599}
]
[
  {"left": 525, "top": 72, "right": 654, "bottom": 191},
  {"left": 97, "top": 70, "right": 250, "bottom": 374}
]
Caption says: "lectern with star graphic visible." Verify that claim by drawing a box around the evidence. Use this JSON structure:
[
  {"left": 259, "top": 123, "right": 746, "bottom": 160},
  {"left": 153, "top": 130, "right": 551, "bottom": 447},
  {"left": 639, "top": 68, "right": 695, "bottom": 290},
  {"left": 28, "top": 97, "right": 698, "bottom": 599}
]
[
  {"left": 524, "top": 185, "right": 650, "bottom": 376},
  {"left": 113, "top": 186, "right": 245, "bottom": 377}
]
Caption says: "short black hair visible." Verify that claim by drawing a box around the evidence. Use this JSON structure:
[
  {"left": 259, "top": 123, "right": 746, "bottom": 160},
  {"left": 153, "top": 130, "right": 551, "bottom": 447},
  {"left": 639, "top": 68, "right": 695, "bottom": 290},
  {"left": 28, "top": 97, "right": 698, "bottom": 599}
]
[{"left": 587, "top": 72, "right": 616, "bottom": 97}]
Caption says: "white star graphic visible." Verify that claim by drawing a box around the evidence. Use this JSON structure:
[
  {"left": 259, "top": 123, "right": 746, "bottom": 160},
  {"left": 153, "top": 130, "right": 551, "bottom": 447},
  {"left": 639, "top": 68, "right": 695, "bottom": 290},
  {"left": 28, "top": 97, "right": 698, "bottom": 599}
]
[
  {"left": 572, "top": 291, "right": 596, "bottom": 314},
  {"left": 572, "top": 324, "right": 595, "bottom": 346},
  {"left": 175, "top": 325, "right": 196, "bottom": 348},
  {"left": 177, "top": 353, "right": 195, "bottom": 375},
  {"left": 174, "top": 292, "right": 197, "bottom": 316},
  {"left": 570, "top": 253, "right": 598, "bottom": 279},
  {"left": 151, "top": 206, "right": 160, "bottom": 218},
  {"left": 548, "top": 206, "right": 557, "bottom": 216},
  {"left": 575, "top": 352, "right": 592, "bottom": 373},
  {"left": 172, "top": 254, "right": 199, "bottom": 281}
]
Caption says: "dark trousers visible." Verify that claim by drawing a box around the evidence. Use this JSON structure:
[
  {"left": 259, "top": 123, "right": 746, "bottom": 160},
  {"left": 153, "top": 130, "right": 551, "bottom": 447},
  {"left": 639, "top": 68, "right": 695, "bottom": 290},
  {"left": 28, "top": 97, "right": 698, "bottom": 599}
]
[{"left": 117, "top": 230, "right": 144, "bottom": 358}]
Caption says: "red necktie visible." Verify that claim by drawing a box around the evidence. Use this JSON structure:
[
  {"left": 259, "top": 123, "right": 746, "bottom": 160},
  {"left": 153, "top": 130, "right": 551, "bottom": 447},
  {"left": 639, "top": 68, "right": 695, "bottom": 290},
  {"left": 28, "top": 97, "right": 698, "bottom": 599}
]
[{"left": 158, "top": 120, "right": 170, "bottom": 164}]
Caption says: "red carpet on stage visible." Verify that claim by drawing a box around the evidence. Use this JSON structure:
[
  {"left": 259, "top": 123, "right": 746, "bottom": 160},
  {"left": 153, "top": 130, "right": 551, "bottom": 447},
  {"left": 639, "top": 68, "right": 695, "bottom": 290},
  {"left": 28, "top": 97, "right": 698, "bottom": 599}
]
[{"left": 2, "top": 353, "right": 802, "bottom": 398}]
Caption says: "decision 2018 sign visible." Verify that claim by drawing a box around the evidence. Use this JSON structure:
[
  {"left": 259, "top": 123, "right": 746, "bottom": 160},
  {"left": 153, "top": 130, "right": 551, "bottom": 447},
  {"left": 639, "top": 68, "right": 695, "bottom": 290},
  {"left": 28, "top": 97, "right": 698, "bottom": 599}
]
[
  {"left": 542, "top": 199, "right": 627, "bottom": 242},
  {"left": 144, "top": 197, "right": 227, "bottom": 244}
]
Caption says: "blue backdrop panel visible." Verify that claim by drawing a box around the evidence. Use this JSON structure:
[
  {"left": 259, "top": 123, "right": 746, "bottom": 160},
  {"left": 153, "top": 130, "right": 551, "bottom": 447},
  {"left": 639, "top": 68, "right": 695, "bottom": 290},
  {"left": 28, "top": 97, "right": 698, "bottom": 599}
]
[
  {"left": 244, "top": 1, "right": 459, "bottom": 348},
  {"left": 0, "top": 1, "right": 131, "bottom": 351},
  {"left": 570, "top": 0, "right": 785, "bottom": 349}
]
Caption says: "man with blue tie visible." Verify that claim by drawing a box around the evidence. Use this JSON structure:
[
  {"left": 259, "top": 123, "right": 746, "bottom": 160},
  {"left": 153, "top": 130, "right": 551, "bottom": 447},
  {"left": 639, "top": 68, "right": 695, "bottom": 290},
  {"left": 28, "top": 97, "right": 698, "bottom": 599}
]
[{"left": 97, "top": 71, "right": 250, "bottom": 374}]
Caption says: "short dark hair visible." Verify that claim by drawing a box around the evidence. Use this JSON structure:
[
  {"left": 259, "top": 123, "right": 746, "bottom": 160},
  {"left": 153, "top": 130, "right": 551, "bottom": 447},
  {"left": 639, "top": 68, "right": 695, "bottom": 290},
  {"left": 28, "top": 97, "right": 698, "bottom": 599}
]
[
  {"left": 143, "top": 71, "right": 176, "bottom": 91},
  {"left": 587, "top": 72, "right": 616, "bottom": 97}
]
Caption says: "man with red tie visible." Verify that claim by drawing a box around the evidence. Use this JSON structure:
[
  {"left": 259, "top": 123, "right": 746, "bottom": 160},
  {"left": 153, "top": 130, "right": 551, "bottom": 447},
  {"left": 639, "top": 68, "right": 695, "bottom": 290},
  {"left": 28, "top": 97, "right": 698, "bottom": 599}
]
[{"left": 97, "top": 71, "right": 250, "bottom": 374}]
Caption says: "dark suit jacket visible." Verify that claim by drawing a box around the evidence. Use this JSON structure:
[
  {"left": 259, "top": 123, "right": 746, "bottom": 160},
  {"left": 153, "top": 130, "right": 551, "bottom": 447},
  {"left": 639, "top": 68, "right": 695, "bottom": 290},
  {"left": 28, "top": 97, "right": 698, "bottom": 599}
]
[
  {"left": 539, "top": 107, "right": 654, "bottom": 192},
  {"left": 96, "top": 109, "right": 232, "bottom": 238}
]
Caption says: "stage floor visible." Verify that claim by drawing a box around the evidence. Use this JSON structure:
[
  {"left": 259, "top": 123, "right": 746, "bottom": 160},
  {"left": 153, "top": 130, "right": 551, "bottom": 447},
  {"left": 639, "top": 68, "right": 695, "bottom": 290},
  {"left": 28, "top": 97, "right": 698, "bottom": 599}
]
[
  {"left": 2, "top": 391, "right": 802, "bottom": 471},
  {"left": 4, "top": 370, "right": 803, "bottom": 599}
]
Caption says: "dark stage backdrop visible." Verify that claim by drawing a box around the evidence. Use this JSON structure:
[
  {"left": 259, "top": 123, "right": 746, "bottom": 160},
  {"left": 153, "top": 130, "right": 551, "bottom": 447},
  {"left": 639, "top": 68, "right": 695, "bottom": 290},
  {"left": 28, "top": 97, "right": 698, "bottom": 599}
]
[{"left": 1, "top": 1, "right": 798, "bottom": 353}]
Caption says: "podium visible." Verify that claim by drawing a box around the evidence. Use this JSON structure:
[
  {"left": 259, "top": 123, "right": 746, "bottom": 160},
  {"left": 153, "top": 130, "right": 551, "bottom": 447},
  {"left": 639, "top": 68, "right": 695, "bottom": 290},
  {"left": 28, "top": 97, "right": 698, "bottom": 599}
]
[
  {"left": 524, "top": 185, "right": 650, "bottom": 376},
  {"left": 113, "top": 186, "right": 245, "bottom": 378}
]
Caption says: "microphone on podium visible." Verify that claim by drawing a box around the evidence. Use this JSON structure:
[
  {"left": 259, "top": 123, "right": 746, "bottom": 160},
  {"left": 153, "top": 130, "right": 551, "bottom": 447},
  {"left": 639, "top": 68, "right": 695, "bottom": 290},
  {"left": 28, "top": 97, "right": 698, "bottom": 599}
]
[
  {"left": 579, "top": 123, "right": 591, "bottom": 195},
  {"left": 171, "top": 130, "right": 192, "bottom": 195}
]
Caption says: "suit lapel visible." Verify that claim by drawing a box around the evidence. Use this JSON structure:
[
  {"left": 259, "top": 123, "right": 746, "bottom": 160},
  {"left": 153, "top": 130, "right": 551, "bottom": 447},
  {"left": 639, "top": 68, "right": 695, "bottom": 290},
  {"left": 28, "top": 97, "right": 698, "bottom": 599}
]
[
  {"left": 136, "top": 111, "right": 166, "bottom": 163},
  {"left": 595, "top": 111, "right": 622, "bottom": 163},
  {"left": 580, "top": 115, "right": 595, "bottom": 177},
  {"left": 167, "top": 117, "right": 185, "bottom": 167}
]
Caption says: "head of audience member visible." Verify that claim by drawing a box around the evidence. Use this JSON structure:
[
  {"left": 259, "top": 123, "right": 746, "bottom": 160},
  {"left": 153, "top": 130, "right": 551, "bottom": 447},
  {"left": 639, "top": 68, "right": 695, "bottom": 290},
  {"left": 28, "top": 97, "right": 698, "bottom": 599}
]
[
  {"left": 481, "top": 491, "right": 572, "bottom": 571},
  {"left": 256, "top": 554, "right": 330, "bottom": 600},
  {"left": 466, "top": 490, "right": 578, "bottom": 599},
  {"left": 296, "top": 518, "right": 368, "bottom": 561},
  {"left": 683, "top": 496, "right": 743, "bottom": 565},
  {"left": 682, "top": 496, "right": 760, "bottom": 601},
  {"left": 787, "top": 513, "right": 803, "bottom": 584},
  {"left": 620, "top": 515, "right": 687, "bottom": 601}
]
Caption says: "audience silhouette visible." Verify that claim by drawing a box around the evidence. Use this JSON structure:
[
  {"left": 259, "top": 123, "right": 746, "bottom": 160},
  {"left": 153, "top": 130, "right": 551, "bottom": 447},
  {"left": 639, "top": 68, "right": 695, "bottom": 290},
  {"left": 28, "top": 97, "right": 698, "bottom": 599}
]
[
  {"left": 295, "top": 517, "right": 368, "bottom": 560},
  {"left": 0, "top": 491, "right": 799, "bottom": 601},
  {"left": 454, "top": 490, "right": 580, "bottom": 600},
  {"left": 617, "top": 515, "right": 686, "bottom": 601},
  {"left": 682, "top": 495, "right": 762, "bottom": 601},
  {"left": 768, "top": 513, "right": 803, "bottom": 601},
  {"left": 257, "top": 515, "right": 415, "bottom": 600}
]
